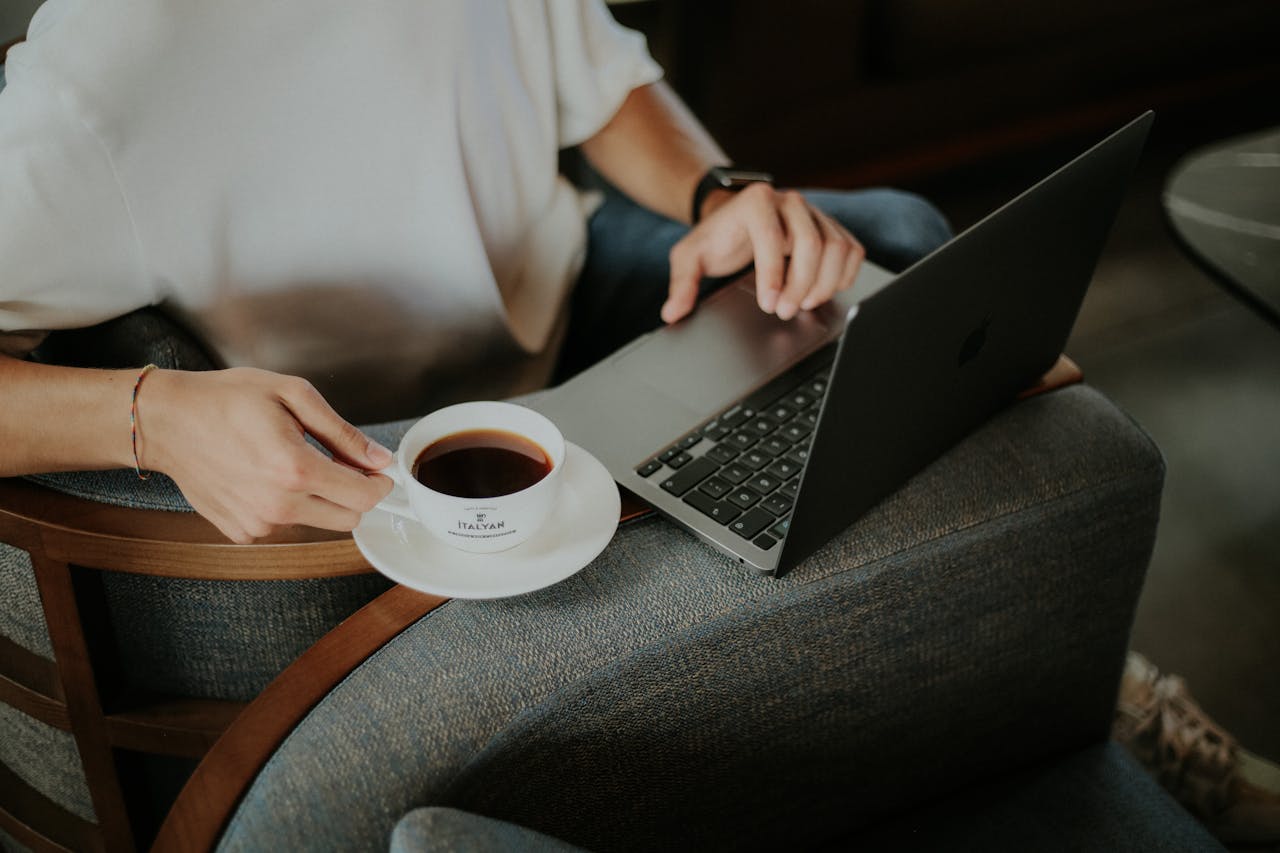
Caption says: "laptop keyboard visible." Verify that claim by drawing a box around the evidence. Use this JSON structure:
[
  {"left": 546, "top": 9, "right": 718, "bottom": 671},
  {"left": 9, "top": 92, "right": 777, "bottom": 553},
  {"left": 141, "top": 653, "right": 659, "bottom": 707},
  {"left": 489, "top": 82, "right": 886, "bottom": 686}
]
[{"left": 634, "top": 364, "right": 830, "bottom": 551}]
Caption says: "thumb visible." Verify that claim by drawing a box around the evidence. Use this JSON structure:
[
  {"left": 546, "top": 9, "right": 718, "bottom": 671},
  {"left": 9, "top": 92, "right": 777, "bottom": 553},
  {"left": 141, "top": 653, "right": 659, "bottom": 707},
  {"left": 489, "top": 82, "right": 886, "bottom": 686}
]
[
  {"left": 662, "top": 244, "right": 703, "bottom": 324},
  {"left": 280, "top": 379, "right": 394, "bottom": 470}
]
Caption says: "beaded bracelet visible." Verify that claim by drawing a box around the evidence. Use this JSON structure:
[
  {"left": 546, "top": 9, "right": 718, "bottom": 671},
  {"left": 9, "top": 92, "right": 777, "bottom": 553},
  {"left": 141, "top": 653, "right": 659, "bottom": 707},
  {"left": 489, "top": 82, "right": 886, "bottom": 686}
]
[{"left": 131, "top": 363, "right": 159, "bottom": 480}]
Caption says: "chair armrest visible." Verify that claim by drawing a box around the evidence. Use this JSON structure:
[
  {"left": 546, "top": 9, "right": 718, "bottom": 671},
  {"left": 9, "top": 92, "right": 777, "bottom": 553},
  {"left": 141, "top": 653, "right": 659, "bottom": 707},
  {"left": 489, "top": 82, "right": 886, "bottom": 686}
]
[{"left": 194, "top": 385, "right": 1164, "bottom": 851}]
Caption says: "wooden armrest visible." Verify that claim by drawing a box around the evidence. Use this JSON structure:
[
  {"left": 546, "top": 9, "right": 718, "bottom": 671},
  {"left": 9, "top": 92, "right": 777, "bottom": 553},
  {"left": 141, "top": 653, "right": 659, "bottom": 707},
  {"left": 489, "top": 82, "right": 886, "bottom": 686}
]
[{"left": 0, "top": 477, "right": 371, "bottom": 580}]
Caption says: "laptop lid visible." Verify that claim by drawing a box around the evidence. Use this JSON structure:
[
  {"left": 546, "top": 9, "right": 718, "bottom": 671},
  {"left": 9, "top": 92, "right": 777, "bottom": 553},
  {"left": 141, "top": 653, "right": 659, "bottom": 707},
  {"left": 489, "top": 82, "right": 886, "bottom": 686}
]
[{"left": 776, "top": 111, "right": 1154, "bottom": 575}]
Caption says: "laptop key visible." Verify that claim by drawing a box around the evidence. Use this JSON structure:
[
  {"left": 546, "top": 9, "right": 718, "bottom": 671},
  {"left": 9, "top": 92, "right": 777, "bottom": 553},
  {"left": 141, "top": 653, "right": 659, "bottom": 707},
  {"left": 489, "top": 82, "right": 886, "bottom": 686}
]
[
  {"left": 747, "top": 473, "right": 781, "bottom": 494},
  {"left": 683, "top": 489, "right": 743, "bottom": 525},
  {"left": 766, "top": 458, "right": 800, "bottom": 480},
  {"left": 705, "top": 443, "right": 740, "bottom": 465},
  {"left": 702, "top": 424, "right": 731, "bottom": 441},
  {"left": 779, "top": 478, "right": 800, "bottom": 500},
  {"left": 753, "top": 533, "right": 777, "bottom": 550},
  {"left": 667, "top": 451, "right": 692, "bottom": 469},
  {"left": 635, "top": 459, "right": 662, "bottom": 478},
  {"left": 768, "top": 516, "right": 791, "bottom": 539},
  {"left": 726, "top": 487, "right": 762, "bottom": 510},
  {"left": 659, "top": 447, "right": 682, "bottom": 463},
  {"left": 679, "top": 434, "right": 702, "bottom": 450},
  {"left": 730, "top": 508, "right": 774, "bottom": 540},
  {"left": 740, "top": 450, "right": 771, "bottom": 471},
  {"left": 659, "top": 457, "right": 717, "bottom": 496},
  {"left": 719, "top": 406, "right": 754, "bottom": 429},
  {"left": 786, "top": 447, "right": 809, "bottom": 466},
  {"left": 720, "top": 463, "right": 751, "bottom": 484},
  {"left": 767, "top": 404, "right": 793, "bottom": 422},
  {"left": 779, "top": 423, "right": 812, "bottom": 443},
  {"left": 725, "top": 432, "right": 757, "bottom": 450},
  {"left": 698, "top": 476, "right": 732, "bottom": 499},
  {"left": 745, "top": 417, "right": 776, "bottom": 436},
  {"left": 787, "top": 392, "right": 813, "bottom": 410},
  {"left": 759, "top": 436, "right": 791, "bottom": 455},
  {"left": 761, "top": 494, "right": 792, "bottom": 515}
]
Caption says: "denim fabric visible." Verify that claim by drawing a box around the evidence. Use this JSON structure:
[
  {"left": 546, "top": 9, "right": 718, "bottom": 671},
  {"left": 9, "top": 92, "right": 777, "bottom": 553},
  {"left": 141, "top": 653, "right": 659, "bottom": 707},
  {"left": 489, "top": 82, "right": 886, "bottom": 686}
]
[
  {"left": 220, "top": 386, "right": 1164, "bottom": 852},
  {"left": 852, "top": 741, "right": 1223, "bottom": 852},
  {"left": 391, "top": 808, "right": 584, "bottom": 853},
  {"left": 0, "top": 702, "right": 95, "bottom": 823},
  {"left": 555, "top": 185, "right": 952, "bottom": 380}
]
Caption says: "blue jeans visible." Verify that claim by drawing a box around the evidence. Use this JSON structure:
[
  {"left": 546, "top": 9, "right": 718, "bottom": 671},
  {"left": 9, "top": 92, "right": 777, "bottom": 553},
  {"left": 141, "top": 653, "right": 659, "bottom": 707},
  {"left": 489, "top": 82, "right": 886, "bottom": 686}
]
[{"left": 556, "top": 185, "right": 953, "bottom": 380}]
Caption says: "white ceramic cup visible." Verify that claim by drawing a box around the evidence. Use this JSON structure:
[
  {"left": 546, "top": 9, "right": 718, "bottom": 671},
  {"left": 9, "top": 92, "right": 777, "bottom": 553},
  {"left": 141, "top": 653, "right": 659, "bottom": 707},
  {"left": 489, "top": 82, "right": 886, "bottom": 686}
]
[{"left": 374, "top": 402, "right": 566, "bottom": 554}]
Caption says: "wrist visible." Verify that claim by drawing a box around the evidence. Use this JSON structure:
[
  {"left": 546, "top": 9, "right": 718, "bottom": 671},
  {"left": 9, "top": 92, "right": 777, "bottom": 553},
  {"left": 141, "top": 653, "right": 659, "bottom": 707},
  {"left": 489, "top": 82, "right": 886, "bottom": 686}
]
[
  {"left": 696, "top": 188, "right": 737, "bottom": 222},
  {"left": 131, "top": 367, "right": 181, "bottom": 475},
  {"left": 689, "top": 166, "right": 775, "bottom": 225}
]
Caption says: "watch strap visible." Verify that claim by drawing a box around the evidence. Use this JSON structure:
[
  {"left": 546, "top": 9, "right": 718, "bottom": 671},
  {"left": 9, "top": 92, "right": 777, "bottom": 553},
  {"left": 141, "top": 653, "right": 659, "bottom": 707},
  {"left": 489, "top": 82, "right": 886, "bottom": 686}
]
[{"left": 691, "top": 166, "right": 774, "bottom": 224}]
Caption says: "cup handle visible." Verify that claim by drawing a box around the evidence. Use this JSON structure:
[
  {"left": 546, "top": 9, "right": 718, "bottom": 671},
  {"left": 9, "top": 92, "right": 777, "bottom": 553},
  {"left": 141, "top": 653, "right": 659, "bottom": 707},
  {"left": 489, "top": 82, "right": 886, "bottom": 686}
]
[{"left": 373, "top": 466, "right": 416, "bottom": 521}]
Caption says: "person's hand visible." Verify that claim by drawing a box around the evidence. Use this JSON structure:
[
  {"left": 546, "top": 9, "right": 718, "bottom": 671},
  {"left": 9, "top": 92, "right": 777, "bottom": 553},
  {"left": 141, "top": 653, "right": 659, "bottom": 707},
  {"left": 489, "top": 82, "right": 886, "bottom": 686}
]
[
  {"left": 137, "top": 368, "right": 394, "bottom": 544},
  {"left": 662, "top": 184, "right": 865, "bottom": 323}
]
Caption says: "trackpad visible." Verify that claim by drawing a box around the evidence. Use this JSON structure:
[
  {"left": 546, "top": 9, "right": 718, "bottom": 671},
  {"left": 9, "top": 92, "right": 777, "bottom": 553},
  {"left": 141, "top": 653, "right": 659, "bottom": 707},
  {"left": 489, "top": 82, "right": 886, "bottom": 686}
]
[{"left": 612, "top": 278, "right": 842, "bottom": 414}]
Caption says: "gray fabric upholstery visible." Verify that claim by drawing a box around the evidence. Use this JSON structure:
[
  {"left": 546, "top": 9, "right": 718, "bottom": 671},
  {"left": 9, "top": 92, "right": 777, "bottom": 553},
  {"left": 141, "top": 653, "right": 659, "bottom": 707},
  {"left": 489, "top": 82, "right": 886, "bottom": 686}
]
[
  {"left": 391, "top": 808, "right": 584, "bottom": 853},
  {"left": 0, "top": 546, "right": 51, "bottom": 659},
  {"left": 0, "top": 702, "right": 95, "bottom": 824},
  {"left": 853, "top": 741, "right": 1223, "bottom": 851},
  {"left": 219, "top": 385, "right": 1166, "bottom": 852}
]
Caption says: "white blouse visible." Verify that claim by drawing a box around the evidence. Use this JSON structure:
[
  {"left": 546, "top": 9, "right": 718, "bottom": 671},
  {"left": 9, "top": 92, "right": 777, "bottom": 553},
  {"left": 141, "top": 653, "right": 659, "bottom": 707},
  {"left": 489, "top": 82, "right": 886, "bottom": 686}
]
[{"left": 0, "top": 0, "right": 662, "bottom": 421}]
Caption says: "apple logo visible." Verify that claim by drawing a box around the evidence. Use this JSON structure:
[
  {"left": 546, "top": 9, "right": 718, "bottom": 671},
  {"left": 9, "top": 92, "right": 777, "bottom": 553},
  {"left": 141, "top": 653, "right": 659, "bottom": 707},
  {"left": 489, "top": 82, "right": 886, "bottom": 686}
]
[{"left": 958, "top": 316, "right": 991, "bottom": 367}]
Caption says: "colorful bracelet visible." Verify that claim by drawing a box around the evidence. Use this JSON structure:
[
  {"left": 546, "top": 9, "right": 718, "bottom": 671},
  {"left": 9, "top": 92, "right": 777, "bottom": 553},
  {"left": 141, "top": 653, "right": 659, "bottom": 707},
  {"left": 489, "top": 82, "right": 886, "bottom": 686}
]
[{"left": 131, "top": 363, "right": 159, "bottom": 480}]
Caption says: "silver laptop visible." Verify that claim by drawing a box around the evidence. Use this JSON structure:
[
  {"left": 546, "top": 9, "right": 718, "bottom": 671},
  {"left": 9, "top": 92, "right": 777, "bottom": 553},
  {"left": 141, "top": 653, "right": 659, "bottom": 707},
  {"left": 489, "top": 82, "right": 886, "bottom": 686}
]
[{"left": 530, "top": 113, "right": 1153, "bottom": 577}]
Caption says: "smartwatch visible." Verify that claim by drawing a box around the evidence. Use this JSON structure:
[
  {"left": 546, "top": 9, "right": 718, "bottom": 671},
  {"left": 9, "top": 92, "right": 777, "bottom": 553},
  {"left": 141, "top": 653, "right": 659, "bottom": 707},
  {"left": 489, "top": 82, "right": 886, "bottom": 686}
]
[{"left": 691, "top": 166, "right": 774, "bottom": 224}]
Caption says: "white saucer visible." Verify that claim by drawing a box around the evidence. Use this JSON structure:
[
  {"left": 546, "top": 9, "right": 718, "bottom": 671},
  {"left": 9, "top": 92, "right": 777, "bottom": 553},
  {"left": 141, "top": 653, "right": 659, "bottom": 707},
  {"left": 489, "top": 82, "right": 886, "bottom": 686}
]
[{"left": 353, "top": 442, "right": 620, "bottom": 599}]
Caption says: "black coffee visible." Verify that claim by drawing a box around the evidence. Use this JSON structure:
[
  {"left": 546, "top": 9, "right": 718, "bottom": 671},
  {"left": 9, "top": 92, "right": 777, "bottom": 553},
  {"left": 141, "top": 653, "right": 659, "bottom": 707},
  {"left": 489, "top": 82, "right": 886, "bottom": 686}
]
[{"left": 412, "top": 429, "right": 552, "bottom": 498}]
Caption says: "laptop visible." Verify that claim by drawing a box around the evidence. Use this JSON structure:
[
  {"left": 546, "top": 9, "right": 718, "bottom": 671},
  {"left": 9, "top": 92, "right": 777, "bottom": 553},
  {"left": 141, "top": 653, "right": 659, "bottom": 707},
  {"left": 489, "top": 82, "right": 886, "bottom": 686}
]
[{"left": 530, "top": 112, "right": 1153, "bottom": 577}]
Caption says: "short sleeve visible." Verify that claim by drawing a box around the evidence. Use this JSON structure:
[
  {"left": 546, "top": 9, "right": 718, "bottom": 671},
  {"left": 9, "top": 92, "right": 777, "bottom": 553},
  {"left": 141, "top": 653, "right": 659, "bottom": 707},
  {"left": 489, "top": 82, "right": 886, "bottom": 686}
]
[
  {"left": 545, "top": 0, "right": 664, "bottom": 148},
  {"left": 0, "top": 57, "right": 150, "bottom": 353}
]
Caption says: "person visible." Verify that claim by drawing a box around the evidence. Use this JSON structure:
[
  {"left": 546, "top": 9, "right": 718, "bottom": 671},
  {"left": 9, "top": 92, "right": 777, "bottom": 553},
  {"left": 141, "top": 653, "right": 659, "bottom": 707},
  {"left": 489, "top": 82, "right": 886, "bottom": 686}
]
[{"left": 0, "top": 0, "right": 949, "bottom": 545}]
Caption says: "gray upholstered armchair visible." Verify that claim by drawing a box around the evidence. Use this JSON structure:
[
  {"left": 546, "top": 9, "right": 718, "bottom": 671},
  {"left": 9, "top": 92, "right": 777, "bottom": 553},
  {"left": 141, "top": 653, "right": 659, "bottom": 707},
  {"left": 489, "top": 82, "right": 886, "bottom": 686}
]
[{"left": 149, "top": 384, "right": 1222, "bottom": 852}]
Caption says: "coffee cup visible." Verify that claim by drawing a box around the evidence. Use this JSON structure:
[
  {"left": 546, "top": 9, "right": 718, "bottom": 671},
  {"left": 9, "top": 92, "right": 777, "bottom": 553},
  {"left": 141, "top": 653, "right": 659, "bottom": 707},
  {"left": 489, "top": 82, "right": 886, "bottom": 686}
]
[{"left": 374, "top": 401, "right": 565, "bottom": 553}]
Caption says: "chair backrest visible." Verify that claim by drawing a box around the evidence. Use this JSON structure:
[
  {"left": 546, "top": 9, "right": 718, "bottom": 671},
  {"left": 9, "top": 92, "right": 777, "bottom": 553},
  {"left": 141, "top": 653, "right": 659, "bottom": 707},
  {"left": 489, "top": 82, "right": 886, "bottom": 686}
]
[{"left": 0, "top": 476, "right": 379, "bottom": 852}]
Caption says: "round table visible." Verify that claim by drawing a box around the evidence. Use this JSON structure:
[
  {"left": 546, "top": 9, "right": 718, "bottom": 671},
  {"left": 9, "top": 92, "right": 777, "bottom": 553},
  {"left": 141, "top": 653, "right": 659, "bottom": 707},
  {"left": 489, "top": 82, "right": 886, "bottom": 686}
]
[{"left": 1164, "top": 127, "right": 1280, "bottom": 330}]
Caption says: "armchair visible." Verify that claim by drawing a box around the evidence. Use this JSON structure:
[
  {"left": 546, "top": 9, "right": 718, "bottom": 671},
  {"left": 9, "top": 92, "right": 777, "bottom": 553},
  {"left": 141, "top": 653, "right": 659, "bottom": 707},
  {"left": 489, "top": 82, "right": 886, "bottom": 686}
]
[{"left": 153, "top": 385, "right": 1223, "bottom": 852}]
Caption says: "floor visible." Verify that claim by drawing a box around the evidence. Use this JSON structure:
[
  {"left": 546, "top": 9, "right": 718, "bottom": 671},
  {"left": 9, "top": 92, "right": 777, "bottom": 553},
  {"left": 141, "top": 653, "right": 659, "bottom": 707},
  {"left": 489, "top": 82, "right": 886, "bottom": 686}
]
[{"left": 914, "top": 112, "right": 1280, "bottom": 763}]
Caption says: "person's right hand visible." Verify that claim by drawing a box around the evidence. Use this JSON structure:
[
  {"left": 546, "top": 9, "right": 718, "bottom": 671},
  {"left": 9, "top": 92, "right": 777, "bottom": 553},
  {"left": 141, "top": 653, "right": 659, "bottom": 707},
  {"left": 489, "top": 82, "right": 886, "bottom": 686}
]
[{"left": 136, "top": 367, "right": 394, "bottom": 544}]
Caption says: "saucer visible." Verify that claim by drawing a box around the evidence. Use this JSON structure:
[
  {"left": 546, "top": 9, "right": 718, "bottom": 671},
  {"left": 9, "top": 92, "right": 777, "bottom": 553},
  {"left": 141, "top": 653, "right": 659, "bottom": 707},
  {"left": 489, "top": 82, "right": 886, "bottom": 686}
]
[{"left": 353, "top": 442, "right": 620, "bottom": 599}]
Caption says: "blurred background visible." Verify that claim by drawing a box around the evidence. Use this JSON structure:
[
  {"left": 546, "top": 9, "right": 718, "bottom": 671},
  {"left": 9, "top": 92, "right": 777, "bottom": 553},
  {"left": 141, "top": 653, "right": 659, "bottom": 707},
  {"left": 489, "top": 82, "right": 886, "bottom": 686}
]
[
  {"left": 4, "top": 0, "right": 1276, "bottom": 758},
  {"left": 613, "top": 0, "right": 1280, "bottom": 760}
]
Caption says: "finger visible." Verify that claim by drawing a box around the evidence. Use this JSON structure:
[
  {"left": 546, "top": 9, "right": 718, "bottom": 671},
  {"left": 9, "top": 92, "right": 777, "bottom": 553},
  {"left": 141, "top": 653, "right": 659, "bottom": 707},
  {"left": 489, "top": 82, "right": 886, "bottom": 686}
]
[
  {"left": 799, "top": 212, "right": 855, "bottom": 312},
  {"left": 278, "top": 377, "right": 393, "bottom": 470},
  {"left": 286, "top": 494, "right": 366, "bottom": 533},
  {"left": 274, "top": 442, "right": 393, "bottom": 514},
  {"left": 742, "top": 187, "right": 788, "bottom": 314},
  {"left": 774, "top": 193, "right": 823, "bottom": 320},
  {"left": 837, "top": 232, "right": 867, "bottom": 297},
  {"left": 662, "top": 240, "right": 704, "bottom": 323}
]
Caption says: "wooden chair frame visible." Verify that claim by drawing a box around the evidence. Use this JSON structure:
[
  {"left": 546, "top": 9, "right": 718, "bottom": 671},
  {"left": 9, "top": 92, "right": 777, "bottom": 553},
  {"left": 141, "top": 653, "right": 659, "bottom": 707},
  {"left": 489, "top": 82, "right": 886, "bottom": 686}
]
[{"left": 0, "top": 477, "right": 377, "bottom": 852}]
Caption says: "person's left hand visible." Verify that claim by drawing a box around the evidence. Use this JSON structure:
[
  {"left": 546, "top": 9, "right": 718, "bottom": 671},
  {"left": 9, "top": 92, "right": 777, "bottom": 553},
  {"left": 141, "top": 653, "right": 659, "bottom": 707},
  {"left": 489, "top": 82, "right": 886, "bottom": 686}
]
[{"left": 662, "top": 184, "right": 865, "bottom": 323}]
